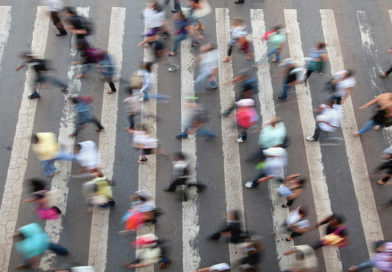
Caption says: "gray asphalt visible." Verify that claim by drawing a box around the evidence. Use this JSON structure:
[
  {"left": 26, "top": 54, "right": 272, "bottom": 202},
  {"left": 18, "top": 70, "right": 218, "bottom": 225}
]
[{"left": 1, "top": 0, "right": 392, "bottom": 271}]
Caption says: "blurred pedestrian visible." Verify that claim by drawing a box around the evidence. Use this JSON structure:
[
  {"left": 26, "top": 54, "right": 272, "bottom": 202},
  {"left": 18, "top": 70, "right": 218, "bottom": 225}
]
[
  {"left": 164, "top": 152, "right": 205, "bottom": 200},
  {"left": 284, "top": 206, "right": 310, "bottom": 241},
  {"left": 312, "top": 214, "right": 349, "bottom": 250},
  {"left": 168, "top": 11, "right": 191, "bottom": 56},
  {"left": 187, "top": 0, "right": 212, "bottom": 34},
  {"left": 64, "top": 6, "right": 92, "bottom": 41},
  {"left": 245, "top": 147, "right": 287, "bottom": 189},
  {"left": 97, "top": 51, "right": 117, "bottom": 94},
  {"left": 176, "top": 100, "right": 216, "bottom": 140},
  {"left": 16, "top": 53, "right": 68, "bottom": 99},
  {"left": 31, "top": 132, "right": 75, "bottom": 176},
  {"left": 73, "top": 47, "right": 105, "bottom": 79},
  {"left": 354, "top": 92, "right": 392, "bottom": 136},
  {"left": 208, "top": 210, "right": 246, "bottom": 244},
  {"left": 124, "top": 234, "right": 172, "bottom": 269},
  {"left": 73, "top": 141, "right": 103, "bottom": 177},
  {"left": 138, "top": 62, "right": 169, "bottom": 102},
  {"left": 193, "top": 43, "right": 218, "bottom": 92},
  {"left": 123, "top": 87, "right": 141, "bottom": 129},
  {"left": 83, "top": 176, "right": 115, "bottom": 211},
  {"left": 304, "top": 42, "right": 328, "bottom": 83},
  {"left": 239, "top": 237, "right": 263, "bottom": 272},
  {"left": 235, "top": 98, "right": 258, "bottom": 143},
  {"left": 305, "top": 100, "right": 342, "bottom": 142},
  {"left": 328, "top": 69, "right": 356, "bottom": 105},
  {"left": 277, "top": 59, "right": 299, "bottom": 101},
  {"left": 257, "top": 117, "right": 287, "bottom": 150},
  {"left": 349, "top": 240, "right": 387, "bottom": 271},
  {"left": 223, "top": 18, "right": 253, "bottom": 62},
  {"left": 23, "top": 178, "right": 61, "bottom": 220},
  {"left": 281, "top": 245, "right": 318, "bottom": 272},
  {"left": 257, "top": 25, "right": 286, "bottom": 64},
  {"left": 43, "top": 0, "right": 67, "bottom": 36},
  {"left": 70, "top": 96, "right": 104, "bottom": 137},
  {"left": 197, "top": 263, "right": 231, "bottom": 272},
  {"left": 279, "top": 174, "right": 305, "bottom": 208},
  {"left": 14, "top": 223, "right": 68, "bottom": 270}
]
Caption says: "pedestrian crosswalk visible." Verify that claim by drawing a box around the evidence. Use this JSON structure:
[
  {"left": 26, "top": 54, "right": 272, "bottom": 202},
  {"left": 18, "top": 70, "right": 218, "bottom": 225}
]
[{"left": 0, "top": 4, "right": 391, "bottom": 272}]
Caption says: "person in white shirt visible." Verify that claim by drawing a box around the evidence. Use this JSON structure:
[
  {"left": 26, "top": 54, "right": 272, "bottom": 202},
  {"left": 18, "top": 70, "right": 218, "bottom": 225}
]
[
  {"left": 285, "top": 206, "right": 310, "bottom": 241},
  {"left": 42, "top": 0, "right": 67, "bottom": 36},
  {"left": 330, "top": 69, "right": 356, "bottom": 105},
  {"left": 193, "top": 43, "right": 218, "bottom": 92},
  {"left": 123, "top": 87, "right": 141, "bottom": 129},
  {"left": 138, "top": 62, "right": 168, "bottom": 102},
  {"left": 305, "top": 100, "right": 342, "bottom": 141}
]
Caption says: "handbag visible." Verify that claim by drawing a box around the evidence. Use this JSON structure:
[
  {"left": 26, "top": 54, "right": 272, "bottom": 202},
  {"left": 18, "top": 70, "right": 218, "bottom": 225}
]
[{"left": 130, "top": 71, "right": 143, "bottom": 90}]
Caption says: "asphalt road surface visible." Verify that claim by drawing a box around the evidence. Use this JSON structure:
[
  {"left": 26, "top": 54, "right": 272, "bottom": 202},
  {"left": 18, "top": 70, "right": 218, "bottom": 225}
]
[{"left": 0, "top": 0, "right": 392, "bottom": 271}]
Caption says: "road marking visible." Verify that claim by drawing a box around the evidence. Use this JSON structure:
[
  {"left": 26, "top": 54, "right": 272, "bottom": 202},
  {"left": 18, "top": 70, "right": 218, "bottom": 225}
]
[
  {"left": 356, "top": 11, "right": 392, "bottom": 145},
  {"left": 40, "top": 7, "right": 90, "bottom": 270},
  {"left": 0, "top": 7, "right": 50, "bottom": 271},
  {"left": 0, "top": 6, "right": 12, "bottom": 76},
  {"left": 215, "top": 8, "right": 246, "bottom": 267},
  {"left": 321, "top": 8, "right": 384, "bottom": 262},
  {"left": 134, "top": 27, "right": 158, "bottom": 272},
  {"left": 180, "top": 39, "right": 201, "bottom": 272},
  {"left": 250, "top": 9, "right": 294, "bottom": 269},
  {"left": 87, "top": 7, "right": 126, "bottom": 272},
  {"left": 284, "top": 9, "right": 342, "bottom": 272}
]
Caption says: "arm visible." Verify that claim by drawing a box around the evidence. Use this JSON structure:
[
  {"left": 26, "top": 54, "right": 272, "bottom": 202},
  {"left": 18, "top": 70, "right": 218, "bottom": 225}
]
[
  {"left": 360, "top": 96, "right": 379, "bottom": 110},
  {"left": 341, "top": 87, "right": 354, "bottom": 104},
  {"left": 257, "top": 176, "right": 273, "bottom": 183},
  {"left": 313, "top": 215, "right": 332, "bottom": 229},
  {"left": 196, "top": 268, "right": 210, "bottom": 272},
  {"left": 15, "top": 64, "right": 26, "bottom": 71}
]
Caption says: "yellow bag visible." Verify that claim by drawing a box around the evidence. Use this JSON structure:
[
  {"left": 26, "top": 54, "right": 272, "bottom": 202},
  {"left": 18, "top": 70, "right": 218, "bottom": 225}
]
[{"left": 130, "top": 71, "right": 143, "bottom": 90}]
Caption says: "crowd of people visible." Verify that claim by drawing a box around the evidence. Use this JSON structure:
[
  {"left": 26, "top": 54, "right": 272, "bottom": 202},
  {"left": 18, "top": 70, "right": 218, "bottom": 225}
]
[{"left": 12, "top": 0, "right": 392, "bottom": 271}]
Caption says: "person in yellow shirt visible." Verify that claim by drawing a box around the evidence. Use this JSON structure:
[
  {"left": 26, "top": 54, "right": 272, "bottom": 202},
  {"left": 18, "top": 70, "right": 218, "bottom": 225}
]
[{"left": 31, "top": 133, "right": 75, "bottom": 176}]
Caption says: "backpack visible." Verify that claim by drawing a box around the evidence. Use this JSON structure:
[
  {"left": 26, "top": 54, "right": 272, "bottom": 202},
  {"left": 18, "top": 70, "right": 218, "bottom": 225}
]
[
  {"left": 236, "top": 107, "right": 258, "bottom": 129},
  {"left": 80, "top": 17, "right": 93, "bottom": 36},
  {"left": 33, "top": 59, "right": 48, "bottom": 72},
  {"left": 85, "top": 48, "right": 104, "bottom": 63}
]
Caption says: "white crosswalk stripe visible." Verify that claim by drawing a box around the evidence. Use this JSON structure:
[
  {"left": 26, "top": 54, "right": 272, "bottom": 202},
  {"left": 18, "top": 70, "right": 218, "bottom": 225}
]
[
  {"left": 0, "top": 5, "right": 391, "bottom": 272},
  {"left": 0, "top": 7, "right": 50, "bottom": 271}
]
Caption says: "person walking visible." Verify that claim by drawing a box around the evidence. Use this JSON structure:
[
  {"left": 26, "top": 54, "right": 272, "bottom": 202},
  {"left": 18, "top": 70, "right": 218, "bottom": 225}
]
[
  {"left": 239, "top": 237, "right": 263, "bottom": 272},
  {"left": 277, "top": 60, "right": 298, "bottom": 101},
  {"left": 193, "top": 43, "right": 218, "bottom": 92},
  {"left": 256, "top": 25, "right": 286, "bottom": 64},
  {"left": 305, "top": 100, "right": 342, "bottom": 142},
  {"left": 349, "top": 241, "right": 388, "bottom": 271},
  {"left": 235, "top": 98, "right": 258, "bottom": 143},
  {"left": 176, "top": 100, "right": 216, "bottom": 140},
  {"left": 43, "top": 0, "right": 67, "bottom": 36},
  {"left": 312, "top": 214, "right": 349, "bottom": 250},
  {"left": 138, "top": 62, "right": 169, "bottom": 102},
  {"left": 138, "top": 1, "right": 168, "bottom": 48},
  {"left": 73, "top": 140, "right": 103, "bottom": 177},
  {"left": 245, "top": 147, "right": 287, "bottom": 189},
  {"left": 123, "top": 87, "right": 141, "bottom": 129},
  {"left": 304, "top": 42, "right": 328, "bottom": 82},
  {"left": 280, "top": 174, "right": 305, "bottom": 208},
  {"left": 281, "top": 245, "right": 318, "bottom": 272},
  {"left": 164, "top": 152, "right": 205, "bottom": 198},
  {"left": 208, "top": 210, "right": 246, "bottom": 244},
  {"left": 374, "top": 147, "right": 392, "bottom": 185},
  {"left": 97, "top": 51, "right": 117, "bottom": 94},
  {"left": 14, "top": 223, "right": 68, "bottom": 270},
  {"left": 168, "top": 11, "right": 190, "bottom": 56},
  {"left": 354, "top": 92, "right": 392, "bottom": 136},
  {"left": 31, "top": 132, "right": 75, "bottom": 176},
  {"left": 64, "top": 6, "right": 92, "bottom": 41},
  {"left": 328, "top": 69, "right": 356, "bottom": 105},
  {"left": 70, "top": 96, "right": 104, "bottom": 137},
  {"left": 284, "top": 206, "right": 310, "bottom": 241},
  {"left": 223, "top": 18, "right": 253, "bottom": 62},
  {"left": 16, "top": 53, "right": 68, "bottom": 99}
]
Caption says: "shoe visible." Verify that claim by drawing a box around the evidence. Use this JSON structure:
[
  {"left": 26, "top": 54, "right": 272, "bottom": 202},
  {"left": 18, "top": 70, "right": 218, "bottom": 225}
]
[
  {"left": 237, "top": 137, "right": 244, "bottom": 143},
  {"left": 56, "top": 31, "right": 67, "bottom": 37},
  {"left": 245, "top": 181, "right": 255, "bottom": 188},
  {"left": 96, "top": 127, "right": 104, "bottom": 132},
  {"left": 139, "top": 97, "right": 145, "bottom": 102},
  {"left": 176, "top": 134, "right": 183, "bottom": 139},
  {"left": 61, "top": 88, "right": 68, "bottom": 94},
  {"left": 234, "top": 0, "right": 245, "bottom": 3},
  {"left": 205, "top": 135, "right": 215, "bottom": 141},
  {"left": 197, "top": 184, "right": 206, "bottom": 193},
  {"left": 28, "top": 93, "right": 40, "bottom": 99},
  {"left": 305, "top": 136, "right": 316, "bottom": 141},
  {"left": 164, "top": 187, "right": 173, "bottom": 192},
  {"left": 277, "top": 97, "right": 287, "bottom": 101}
]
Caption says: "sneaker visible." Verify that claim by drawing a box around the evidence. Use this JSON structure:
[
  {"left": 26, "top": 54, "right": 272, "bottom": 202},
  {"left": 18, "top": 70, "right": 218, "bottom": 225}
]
[
  {"left": 61, "top": 88, "right": 68, "bottom": 94},
  {"left": 245, "top": 181, "right": 255, "bottom": 188},
  {"left": 56, "top": 31, "right": 67, "bottom": 37},
  {"left": 28, "top": 93, "right": 40, "bottom": 99},
  {"left": 305, "top": 136, "right": 316, "bottom": 141},
  {"left": 237, "top": 137, "right": 244, "bottom": 143}
]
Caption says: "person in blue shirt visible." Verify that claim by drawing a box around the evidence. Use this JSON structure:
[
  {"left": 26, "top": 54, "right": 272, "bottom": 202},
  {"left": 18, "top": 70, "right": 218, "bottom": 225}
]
[
  {"left": 97, "top": 52, "right": 117, "bottom": 94},
  {"left": 70, "top": 96, "right": 104, "bottom": 137}
]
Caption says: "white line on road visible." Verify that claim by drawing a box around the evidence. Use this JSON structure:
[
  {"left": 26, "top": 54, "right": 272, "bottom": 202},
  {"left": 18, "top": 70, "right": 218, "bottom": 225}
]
[
  {"left": 215, "top": 8, "right": 246, "bottom": 268},
  {"left": 88, "top": 7, "right": 125, "bottom": 272},
  {"left": 135, "top": 26, "right": 159, "bottom": 272},
  {"left": 250, "top": 9, "right": 294, "bottom": 270},
  {"left": 40, "top": 7, "right": 90, "bottom": 270},
  {"left": 321, "top": 8, "right": 384, "bottom": 263},
  {"left": 180, "top": 39, "right": 201, "bottom": 272},
  {"left": 0, "top": 7, "right": 50, "bottom": 271},
  {"left": 0, "top": 6, "right": 12, "bottom": 76},
  {"left": 284, "top": 9, "right": 342, "bottom": 272}
]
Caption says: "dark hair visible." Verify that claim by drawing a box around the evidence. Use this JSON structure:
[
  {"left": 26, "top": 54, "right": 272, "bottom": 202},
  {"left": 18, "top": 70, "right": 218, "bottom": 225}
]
[
  {"left": 297, "top": 178, "right": 306, "bottom": 185},
  {"left": 70, "top": 97, "right": 79, "bottom": 104},
  {"left": 298, "top": 206, "right": 307, "bottom": 217},
  {"left": 75, "top": 143, "right": 82, "bottom": 150},
  {"left": 346, "top": 69, "right": 355, "bottom": 77},
  {"left": 317, "top": 42, "right": 326, "bottom": 49},
  {"left": 31, "top": 134, "right": 39, "bottom": 144},
  {"left": 374, "top": 240, "right": 386, "bottom": 252},
  {"left": 230, "top": 210, "right": 240, "bottom": 221},
  {"left": 330, "top": 214, "right": 345, "bottom": 224},
  {"left": 273, "top": 25, "right": 283, "bottom": 33},
  {"left": 173, "top": 152, "right": 186, "bottom": 161},
  {"left": 64, "top": 6, "right": 77, "bottom": 15},
  {"left": 28, "top": 178, "right": 47, "bottom": 193},
  {"left": 127, "top": 87, "right": 133, "bottom": 95},
  {"left": 144, "top": 62, "right": 153, "bottom": 73}
]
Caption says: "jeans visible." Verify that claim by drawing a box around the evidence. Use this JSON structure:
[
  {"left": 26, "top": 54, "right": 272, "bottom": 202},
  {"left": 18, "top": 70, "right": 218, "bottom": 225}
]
[
  {"left": 48, "top": 242, "right": 69, "bottom": 255},
  {"left": 358, "top": 119, "right": 377, "bottom": 135},
  {"left": 311, "top": 123, "right": 322, "bottom": 141},
  {"left": 41, "top": 151, "right": 75, "bottom": 176},
  {"left": 128, "top": 114, "right": 136, "bottom": 129},
  {"left": 279, "top": 83, "right": 293, "bottom": 100},
  {"left": 194, "top": 71, "right": 217, "bottom": 92},
  {"left": 172, "top": 32, "right": 188, "bottom": 53},
  {"left": 180, "top": 124, "right": 216, "bottom": 138},
  {"left": 267, "top": 47, "right": 280, "bottom": 62},
  {"left": 74, "top": 116, "right": 104, "bottom": 135},
  {"left": 355, "top": 260, "right": 373, "bottom": 271},
  {"left": 141, "top": 83, "right": 168, "bottom": 101},
  {"left": 249, "top": 170, "right": 268, "bottom": 188},
  {"left": 33, "top": 75, "right": 67, "bottom": 94},
  {"left": 81, "top": 63, "right": 94, "bottom": 75}
]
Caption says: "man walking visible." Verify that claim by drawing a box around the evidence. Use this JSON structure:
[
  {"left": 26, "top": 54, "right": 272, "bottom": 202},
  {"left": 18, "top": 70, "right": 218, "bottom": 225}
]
[
  {"left": 70, "top": 96, "right": 104, "bottom": 137},
  {"left": 16, "top": 53, "right": 68, "bottom": 99},
  {"left": 193, "top": 43, "right": 218, "bottom": 92}
]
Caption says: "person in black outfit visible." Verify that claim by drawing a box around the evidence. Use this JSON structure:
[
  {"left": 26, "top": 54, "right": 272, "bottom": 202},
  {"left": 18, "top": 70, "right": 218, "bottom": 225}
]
[
  {"left": 278, "top": 62, "right": 298, "bottom": 101},
  {"left": 239, "top": 237, "right": 263, "bottom": 272},
  {"left": 209, "top": 210, "right": 246, "bottom": 244},
  {"left": 164, "top": 152, "right": 205, "bottom": 197},
  {"left": 16, "top": 53, "right": 68, "bottom": 99}
]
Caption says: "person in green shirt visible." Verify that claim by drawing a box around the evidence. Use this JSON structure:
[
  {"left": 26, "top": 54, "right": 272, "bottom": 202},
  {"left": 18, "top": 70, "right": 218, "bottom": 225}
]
[{"left": 256, "top": 25, "right": 286, "bottom": 65}]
